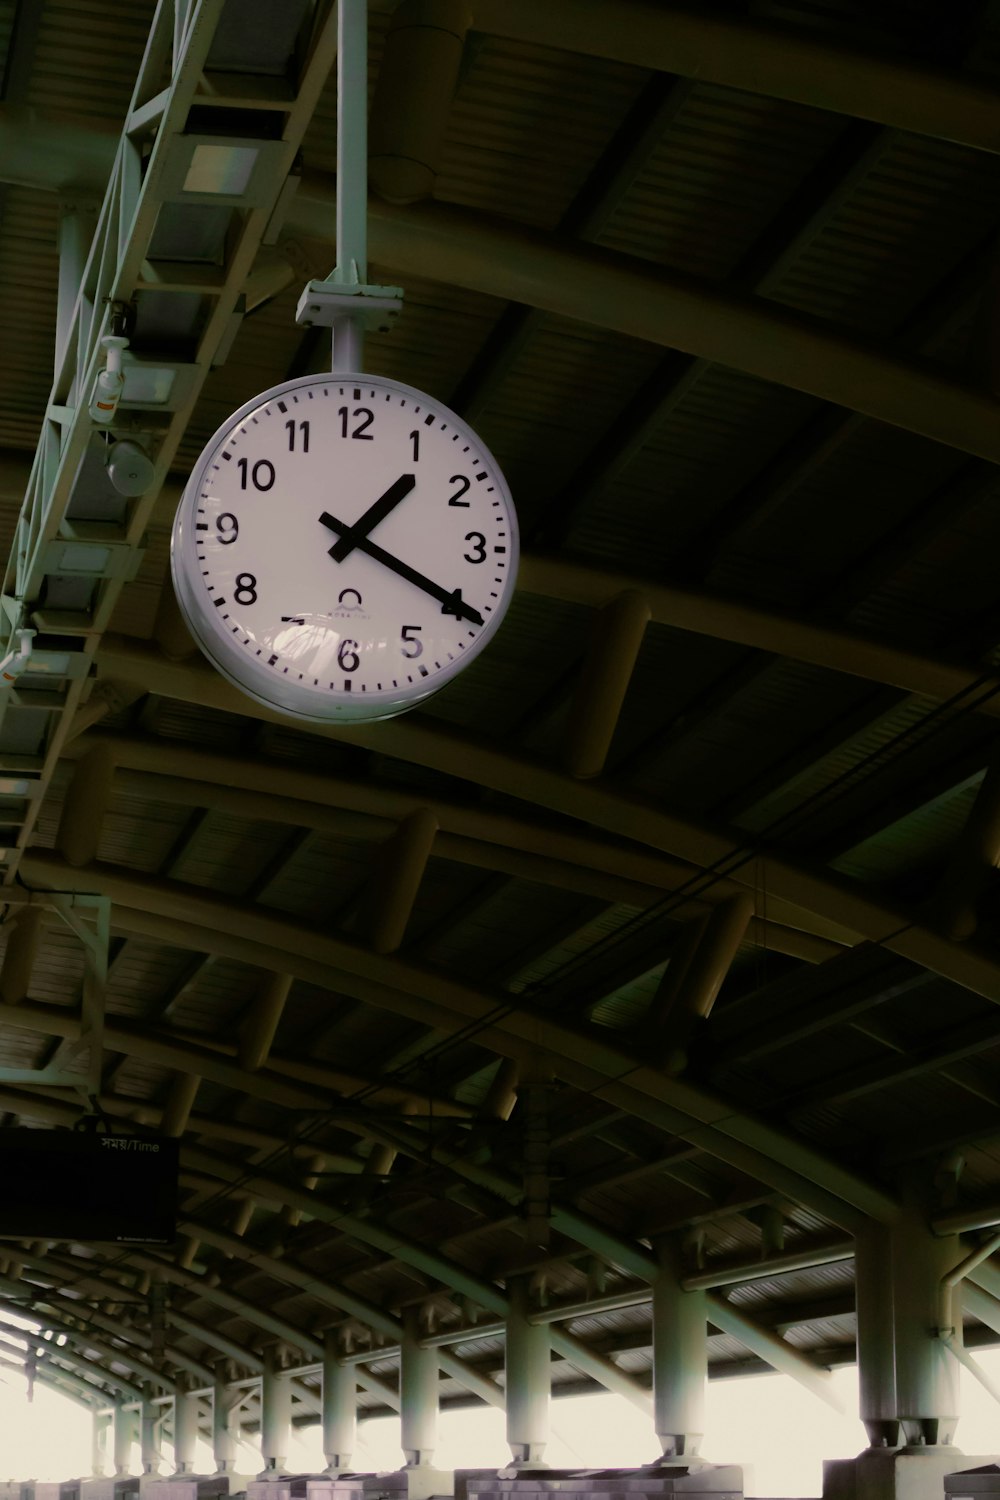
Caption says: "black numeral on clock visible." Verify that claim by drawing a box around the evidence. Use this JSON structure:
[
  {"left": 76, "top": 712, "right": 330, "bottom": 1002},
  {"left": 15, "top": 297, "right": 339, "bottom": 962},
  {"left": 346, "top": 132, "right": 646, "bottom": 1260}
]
[
  {"left": 338, "top": 407, "right": 374, "bottom": 440},
  {"left": 237, "top": 458, "right": 275, "bottom": 491},
  {"left": 234, "top": 573, "right": 258, "bottom": 605},
  {"left": 338, "top": 639, "right": 360, "bottom": 671},
  {"left": 401, "top": 625, "right": 423, "bottom": 658},
  {"left": 410, "top": 430, "right": 420, "bottom": 461},
  {"left": 464, "top": 532, "right": 487, "bottom": 563},
  {"left": 448, "top": 475, "right": 471, "bottom": 507},
  {"left": 216, "top": 513, "right": 238, "bottom": 544},
  {"left": 285, "top": 419, "right": 310, "bottom": 452}
]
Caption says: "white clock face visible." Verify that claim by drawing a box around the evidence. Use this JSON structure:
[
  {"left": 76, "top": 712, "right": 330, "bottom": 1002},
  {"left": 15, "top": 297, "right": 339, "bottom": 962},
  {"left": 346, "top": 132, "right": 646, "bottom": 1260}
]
[{"left": 171, "top": 373, "right": 518, "bottom": 722}]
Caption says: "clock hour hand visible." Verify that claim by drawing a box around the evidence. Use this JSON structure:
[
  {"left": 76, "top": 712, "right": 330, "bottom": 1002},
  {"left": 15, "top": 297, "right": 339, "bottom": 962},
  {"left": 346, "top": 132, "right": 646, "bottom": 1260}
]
[
  {"left": 318, "top": 511, "right": 485, "bottom": 627},
  {"left": 327, "top": 473, "right": 416, "bottom": 563}
]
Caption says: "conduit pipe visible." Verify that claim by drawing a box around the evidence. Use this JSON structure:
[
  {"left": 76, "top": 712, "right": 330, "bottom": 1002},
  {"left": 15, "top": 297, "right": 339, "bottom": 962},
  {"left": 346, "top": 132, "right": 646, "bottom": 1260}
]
[
  {"left": 360, "top": 808, "right": 438, "bottom": 954},
  {"left": 565, "top": 590, "right": 650, "bottom": 779},
  {"left": 239, "top": 972, "right": 292, "bottom": 1071},
  {"left": 0, "top": 905, "right": 45, "bottom": 1005},
  {"left": 368, "top": 0, "right": 471, "bottom": 204}
]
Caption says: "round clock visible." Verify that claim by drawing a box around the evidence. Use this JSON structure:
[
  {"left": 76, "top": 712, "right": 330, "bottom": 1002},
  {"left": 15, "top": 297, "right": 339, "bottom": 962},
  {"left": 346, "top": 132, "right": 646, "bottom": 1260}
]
[{"left": 171, "top": 372, "right": 519, "bottom": 722}]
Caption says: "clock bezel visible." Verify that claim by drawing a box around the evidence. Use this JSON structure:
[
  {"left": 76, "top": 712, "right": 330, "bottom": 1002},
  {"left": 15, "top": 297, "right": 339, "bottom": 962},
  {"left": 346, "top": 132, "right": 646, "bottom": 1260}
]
[{"left": 170, "top": 370, "right": 519, "bottom": 724}]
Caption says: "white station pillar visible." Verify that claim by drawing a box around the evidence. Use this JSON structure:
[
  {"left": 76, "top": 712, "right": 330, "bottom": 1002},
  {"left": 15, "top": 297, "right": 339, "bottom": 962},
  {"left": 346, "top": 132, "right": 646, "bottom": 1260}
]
[
  {"left": 140, "top": 1384, "right": 161, "bottom": 1474},
  {"left": 114, "top": 1399, "right": 137, "bottom": 1475},
  {"left": 400, "top": 1309, "right": 439, "bottom": 1467},
  {"left": 323, "top": 1333, "right": 357, "bottom": 1474},
  {"left": 505, "top": 1277, "right": 550, "bottom": 1466},
  {"left": 213, "top": 1364, "right": 237, "bottom": 1474},
  {"left": 92, "top": 1409, "right": 111, "bottom": 1476},
  {"left": 173, "top": 1381, "right": 200, "bottom": 1474},
  {"left": 260, "top": 1346, "right": 292, "bottom": 1474},
  {"left": 855, "top": 1187, "right": 962, "bottom": 1449},
  {"left": 652, "top": 1240, "right": 708, "bottom": 1459}
]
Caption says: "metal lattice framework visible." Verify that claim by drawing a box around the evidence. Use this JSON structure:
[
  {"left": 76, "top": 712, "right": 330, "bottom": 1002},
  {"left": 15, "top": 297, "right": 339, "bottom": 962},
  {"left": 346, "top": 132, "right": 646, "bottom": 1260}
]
[{"left": 1, "top": 0, "right": 1000, "bottom": 1472}]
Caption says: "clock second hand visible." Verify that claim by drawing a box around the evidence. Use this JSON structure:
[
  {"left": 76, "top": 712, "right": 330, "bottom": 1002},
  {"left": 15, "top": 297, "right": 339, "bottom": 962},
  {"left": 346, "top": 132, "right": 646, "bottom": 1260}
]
[
  {"left": 318, "top": 511, "right": 485, "bottom": 627},
  {"left": 327, "top": 473, "right": 416, "bottom": 563}
]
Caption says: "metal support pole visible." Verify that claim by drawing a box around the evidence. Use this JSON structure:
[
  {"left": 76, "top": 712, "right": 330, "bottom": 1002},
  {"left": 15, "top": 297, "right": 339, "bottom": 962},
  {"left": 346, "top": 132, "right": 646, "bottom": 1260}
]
[
  {"left": 113, "top": 1398, "right": 136, "bottom": 1475},
  {"left": 213, "top": 1364, "right": 236, "bottom": 1473},
  {"left": 323, "top": 1333, "right": 357, "bottom": 1474},
  {"left": 92, "top": 1408, "right": 110, "bottom": 1476},
  {"left": 140, "top": 1384, "right": 161, "bottom": 1474},
  {"left": 856, "top": 1179, "right": 964, "bottom": 1449},
  {"left": 400, "top": 1308, "right": 439, "bottom": 1467},
  {"left": 334, "top": 0, "right": 369, "bottom": 372},
  {"left": 260, "top": 1347, "right": 292, "bottom": 1474},
  {"left": 173, "top": 1382, "right": 200, "bottom": 1474},
  {"left": 505, "top": 1277, "right": 550, "bottom": 1466},
  {"left": 652, "top": 1242, "right": 707, "bottom": 1458}
]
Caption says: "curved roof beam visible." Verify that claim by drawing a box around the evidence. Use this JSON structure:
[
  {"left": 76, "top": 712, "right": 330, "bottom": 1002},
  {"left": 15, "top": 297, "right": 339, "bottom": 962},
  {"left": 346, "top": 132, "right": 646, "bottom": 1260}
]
[
  {"left": 85, "top": 644, "right": 1000, "bottom": 1002},
  {"left": 517, "top": 557, "right": 1000, "bottom": 715},
  {"left": 57, "top": 734, "right": 851, "bottom": 955},
  {"left": 20, "top": 847, "right": 897, "bottom": 1231},
  {"left": 0, "top": 1347, "right": 96, "bottom": 1408},
  {"left": 0, "top": 1322, "right": 142, "bottom": 1400},
  {"left": 2, "top": 110, "right": 1000, "bottom": 463},
  {"left": 179, "top": 1162, "right": 651, "bottom": 1415},
  {"left": 352, "top": 192, "right": 1000, "bottom": 464},
  {"left": 182, "top": 1218, "right": 504, "bottom": 1410},
  {"left": 0, "top": 1297, "right": 176, "bottom": 1393},
  {"left": 469, "top": 0, "right": 1000, "bottom": 155}
]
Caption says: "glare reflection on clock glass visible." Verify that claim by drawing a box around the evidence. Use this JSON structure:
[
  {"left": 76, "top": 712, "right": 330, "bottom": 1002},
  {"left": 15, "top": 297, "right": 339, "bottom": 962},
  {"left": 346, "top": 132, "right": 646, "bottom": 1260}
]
[{"left": 272, "top": 619, "right": 393, "bottom": 674}]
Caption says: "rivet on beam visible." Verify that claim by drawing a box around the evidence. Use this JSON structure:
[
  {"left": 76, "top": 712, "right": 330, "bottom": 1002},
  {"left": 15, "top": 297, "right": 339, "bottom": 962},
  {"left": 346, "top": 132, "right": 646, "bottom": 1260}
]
[
  {"left": 55, "top": 742, "right": 116, "bottom": 867},
  {"left": 565, "top": 590, "right": 651, "bottom": 779}
]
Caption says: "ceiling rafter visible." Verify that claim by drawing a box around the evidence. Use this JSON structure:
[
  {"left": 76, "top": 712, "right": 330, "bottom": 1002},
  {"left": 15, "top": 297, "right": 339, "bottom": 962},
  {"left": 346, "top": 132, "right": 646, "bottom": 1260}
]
[
  {"left": 81, "top": 645, "right": 1000, "bottom": 999},
  {"left": 19, "top": 848, "right": 897, "bottom": 1229},
  {"left": 467, "top": 0, "right": 1000, "bottom": 154}
]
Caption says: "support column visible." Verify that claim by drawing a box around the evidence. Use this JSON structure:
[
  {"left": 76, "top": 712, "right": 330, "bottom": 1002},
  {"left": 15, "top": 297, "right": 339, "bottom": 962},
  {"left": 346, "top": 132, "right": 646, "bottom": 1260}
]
[
  {"left": 505, "top": 1277, "right": 550, "bottom": 1467},
  {"left": 323, "top": 1332, "right": 357, "bottom": 1474},
  {"left": 855, "top": 1183, "right": 962, "bottom": 1450},
  {"left": 400, "top": 1308, "right": 439, "bottom": 1467},
  {"left": 92, "top": 1409, "right": 111, "bottom": 1477},
  {"left": 653, "top": 1241, "right": 707, "bottom": 1459},
  {"left": 140, "top": 1384, "right": 161, "bottom": 1474},
  {"left": 213, "top": 1363, "right": 236, "bottom": 1474},
  {"left": 114, "top": 1399, "right": 137, "bottom": 1475},
  {"left": 173, "top": 1381, "right": 200, "bottom": 1474},
  {"left": 260, "top": 1346, "right": 292, "bottom": 1474}
]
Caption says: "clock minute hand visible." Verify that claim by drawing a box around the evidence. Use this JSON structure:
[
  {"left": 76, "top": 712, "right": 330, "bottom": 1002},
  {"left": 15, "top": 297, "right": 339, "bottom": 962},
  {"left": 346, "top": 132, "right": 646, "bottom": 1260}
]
[
  {"left": 319, "top": 511, "right": 485, "bottom": 627},
  {"left": 327, "top": 472, "right": 416, "bottom": 563}
]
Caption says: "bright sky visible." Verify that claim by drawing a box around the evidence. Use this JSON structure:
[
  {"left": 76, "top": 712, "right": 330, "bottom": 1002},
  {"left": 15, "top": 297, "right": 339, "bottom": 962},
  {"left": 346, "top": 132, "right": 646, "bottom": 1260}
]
[{"left": 5, "top": 1356, "right": 1000, "bottom": 1495}]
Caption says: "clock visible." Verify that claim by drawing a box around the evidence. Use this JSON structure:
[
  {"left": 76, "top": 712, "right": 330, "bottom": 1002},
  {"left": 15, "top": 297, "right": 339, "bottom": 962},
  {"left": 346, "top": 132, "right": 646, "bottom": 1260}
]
[{"left": 171, "top": 372, "right": 519, "bottom": 722}]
